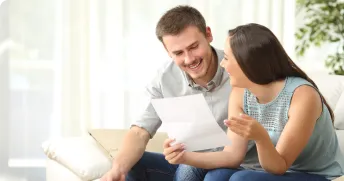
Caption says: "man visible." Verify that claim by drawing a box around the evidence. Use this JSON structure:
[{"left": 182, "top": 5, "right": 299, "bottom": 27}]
[{"left": 101, "top": 5, "right": 231, "bottom": 181}]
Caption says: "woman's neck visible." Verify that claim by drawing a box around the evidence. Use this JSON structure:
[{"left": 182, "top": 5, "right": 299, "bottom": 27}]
[{"left": 247, "top": 79, "right": 286, "bottom": 104}]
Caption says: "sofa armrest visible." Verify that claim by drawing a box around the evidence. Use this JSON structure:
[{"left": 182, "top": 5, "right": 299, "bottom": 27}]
[{"left": 89, "top": 129, "right": 168, "bottom": 159}]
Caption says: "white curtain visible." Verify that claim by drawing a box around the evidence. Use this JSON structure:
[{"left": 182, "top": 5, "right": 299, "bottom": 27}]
[
  {"left": 57, "top": 0, "right": 296, "bottom": 136},
  {"left": 0, "top": 0, "right": 295, "bottom": 180}
]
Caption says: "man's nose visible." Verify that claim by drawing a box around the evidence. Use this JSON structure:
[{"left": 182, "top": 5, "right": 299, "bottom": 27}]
[{"left": 184, "top": 52, "right": 195, "bottom": 65}]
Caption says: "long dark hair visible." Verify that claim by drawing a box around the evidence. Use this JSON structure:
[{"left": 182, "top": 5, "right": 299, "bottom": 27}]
[{"left": 228, "top": 23, "right": 334, "bottom": 122}]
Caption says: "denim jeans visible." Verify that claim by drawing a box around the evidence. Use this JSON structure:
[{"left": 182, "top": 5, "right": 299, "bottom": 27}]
[
  {"left": 126, "top": 152, "right": 329, "bottom": 181},
  {"left": 174, "top": 165, "right": 240, "bottom": 181},
  {"left": 126, "top": 151, "right": 216, "bottom": 181},
  {"left": 174, "top": 165, "right": 330, "bottom": 181},
  {"left": 126, "top": 151, "right": 178, "bottom": 181}
]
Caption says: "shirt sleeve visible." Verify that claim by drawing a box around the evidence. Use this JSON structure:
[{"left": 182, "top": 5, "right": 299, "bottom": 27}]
[{"left": 130, "top": 74, "right": 163, "bottom": 138}]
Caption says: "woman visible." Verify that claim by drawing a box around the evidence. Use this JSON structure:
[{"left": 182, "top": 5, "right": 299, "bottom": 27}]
[{"left": 163, "top": 23, "right": 344, "bottom": 181}]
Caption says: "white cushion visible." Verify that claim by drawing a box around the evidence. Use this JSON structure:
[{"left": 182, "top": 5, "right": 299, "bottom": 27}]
[
  {"left": 42, "top": 136, "right": 112, "bottom": 181},
  {"left": 46, "top": 159, "right": 83, "bottom": 181},
  {"left": 308, "top": 74, "right": 344, "bottom": 130}
]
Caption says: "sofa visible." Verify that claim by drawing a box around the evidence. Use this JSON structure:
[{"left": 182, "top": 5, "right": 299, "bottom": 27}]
[{"left": 42, "top": 74, "right": 344, "bottom": 181}]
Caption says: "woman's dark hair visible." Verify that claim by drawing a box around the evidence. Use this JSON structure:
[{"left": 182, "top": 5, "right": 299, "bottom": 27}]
[{"left": 228, "top": 23, "right": 334, "bottom": 122}]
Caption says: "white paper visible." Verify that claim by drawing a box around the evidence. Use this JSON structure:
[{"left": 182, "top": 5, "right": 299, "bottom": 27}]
[{"left": 151, "top": 94, "right": 231, "bottom": 151}]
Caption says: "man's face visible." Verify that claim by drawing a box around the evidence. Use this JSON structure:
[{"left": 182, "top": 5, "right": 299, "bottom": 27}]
[{"left": 162, "top": 26, "right": 213, "bottom": 82}]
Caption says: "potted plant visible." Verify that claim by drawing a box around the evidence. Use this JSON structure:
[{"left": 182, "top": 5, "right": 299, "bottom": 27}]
[{"left": 295, "top": 0, "right": 344, "bottom": 75}]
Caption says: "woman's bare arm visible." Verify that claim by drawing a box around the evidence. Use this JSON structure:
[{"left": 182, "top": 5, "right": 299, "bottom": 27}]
[
  {"left": 183, "top": 87, "right": 248, "bottom": 169},
  {"left": 256, "top": 85, "right": 322, "bottom": 174}
]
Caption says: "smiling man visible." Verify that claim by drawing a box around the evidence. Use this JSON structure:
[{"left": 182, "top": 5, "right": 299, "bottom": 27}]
[
  {"left": 101, "top": 5, "right": 231, "bottom": 181},
  {"left": 161, "top": 25, "right": 216, "bottom": 87}
]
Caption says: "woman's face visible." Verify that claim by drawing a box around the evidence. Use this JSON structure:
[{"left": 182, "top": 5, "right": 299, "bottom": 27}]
[{"left": 220, "top": 36, "right": 250, "bottom": 88}]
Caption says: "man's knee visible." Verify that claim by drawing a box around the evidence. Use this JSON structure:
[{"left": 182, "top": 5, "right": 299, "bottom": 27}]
[
  {"left": 127, "top": 152, "right": 176, "bottom": 181},
  {"left": 126, "top": 152, "right": 154, "bottom": 180},
  {"left": 126, "top": 160, "right": 144, "bottom": 181},
  {"left": 128, "top": 152, "right": 147, "bottom": 171},
  {"left": 174, "top": 164, "right": 206, "bottom": 181}
]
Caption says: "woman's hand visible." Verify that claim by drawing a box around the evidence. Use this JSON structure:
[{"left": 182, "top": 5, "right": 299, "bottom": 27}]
[
  {"left": 163, "top": 138, "right": 186, "bottom": 164},
  {"left": 224, "top": 113, "right": 268, "bottom": 143}
]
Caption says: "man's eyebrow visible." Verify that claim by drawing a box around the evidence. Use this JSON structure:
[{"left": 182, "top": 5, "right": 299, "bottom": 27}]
[
  {"left": 171, "top": 41, "right": 199, "bottom": 55},
  {"left": 186, "top": 41, "right": 199, "bottom": 48},
  {"left": 172, "top": 49, "right": 183, "bottom": 55}
]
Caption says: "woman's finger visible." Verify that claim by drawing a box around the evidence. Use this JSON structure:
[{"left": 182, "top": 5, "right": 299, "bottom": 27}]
[
  {"left": 169, "top": 150, "right": 185, "bottom": 164},
  {"left": 163, "top": 143, "right": 184, "bottom": 156},
  {"left": 229, "top": 116, "right": 249, "bottom": 126},
  {"left": 226, "top": 119, "right": 246, "bottom": 130},
  {"left": 225, "top": 120, "right": 246, "bottom": 136},
  {"left": 230, "top": 126, "right": 246, "bottom": 137},
  {"left": 163, "top": 138, "right": 175, "bottom": 149},
  {"left": 165, "top": 151, "right": 178, "bottom": 160},
  {"left": 120, "top": 174, "right": 125, "bottom": 181}
]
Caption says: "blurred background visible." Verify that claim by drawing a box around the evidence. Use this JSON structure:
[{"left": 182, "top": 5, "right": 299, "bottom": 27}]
[{"left": 0, "top": 0, "right": 343, "bottom": 180}]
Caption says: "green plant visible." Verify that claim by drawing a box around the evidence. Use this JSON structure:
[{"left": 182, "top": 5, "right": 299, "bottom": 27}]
[{"left": 295, "top": 0, "right": 344, "bottom": 75}]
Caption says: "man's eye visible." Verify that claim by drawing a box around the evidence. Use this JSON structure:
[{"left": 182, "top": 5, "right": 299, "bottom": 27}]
[
  {"left": 175, "top": 52, "right": 182, "bottom": 56},
  {"left": 192, "top": 45, "right": 198, "bottom": 49}
]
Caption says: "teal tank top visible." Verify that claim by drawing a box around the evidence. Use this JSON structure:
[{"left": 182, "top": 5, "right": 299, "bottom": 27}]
[{"left": 241, "top": 76, "right": 344, "bottom": 180}]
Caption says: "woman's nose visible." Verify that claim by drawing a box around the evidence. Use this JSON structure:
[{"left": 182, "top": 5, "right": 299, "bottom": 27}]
[{"left": 220, "top": 60, "right": 225, "bottom": 67}]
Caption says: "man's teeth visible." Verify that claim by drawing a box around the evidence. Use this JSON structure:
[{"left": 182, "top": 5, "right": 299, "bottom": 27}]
[{"left": 189, "top": 61, "right": 201, "bottom": 69}]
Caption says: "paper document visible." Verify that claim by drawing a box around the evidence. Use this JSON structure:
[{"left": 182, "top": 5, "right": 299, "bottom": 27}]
[{"left": 151, "top": 94, "right": 231, "bottom": 151}]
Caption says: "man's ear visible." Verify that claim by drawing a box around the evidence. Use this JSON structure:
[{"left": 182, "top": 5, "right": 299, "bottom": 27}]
[{"left": 206, "top": 26, "right": 213, "bottom": 43}]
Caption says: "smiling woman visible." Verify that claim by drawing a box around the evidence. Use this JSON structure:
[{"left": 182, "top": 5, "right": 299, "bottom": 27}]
[{"left": 220, "top": 23, "right": 343, "bottom": 180}]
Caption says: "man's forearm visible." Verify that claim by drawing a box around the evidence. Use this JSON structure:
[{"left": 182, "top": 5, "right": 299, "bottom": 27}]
[
  {"left": 112, "top": 127, "right": 150, "bottom": 174},
  {"left": 256, "top": 135, "right": 287, "bottom": 175},
  {"left": 183, "top": 151, "right": 241, "bottom": 169}
]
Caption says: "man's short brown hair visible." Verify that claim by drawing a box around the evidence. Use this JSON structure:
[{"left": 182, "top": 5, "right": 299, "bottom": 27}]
[{"left": 155, "top": 5, "right": 207, "bottom": 42}]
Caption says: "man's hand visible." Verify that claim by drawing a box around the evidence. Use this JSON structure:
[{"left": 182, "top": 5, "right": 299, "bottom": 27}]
[
  {"left": 100, "top": 165, "right": 126, "bottom": 181},
  {"left": 163, "top": 138, "right": 186, "bottom": 164},
  {"left": 100, "top": 126, "right": 150, "bottom": 181}
]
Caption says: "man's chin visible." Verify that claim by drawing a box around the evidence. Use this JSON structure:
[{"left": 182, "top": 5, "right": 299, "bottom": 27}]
[{"left": 189, "top": 73, "right": 206, "bottom": 81}]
